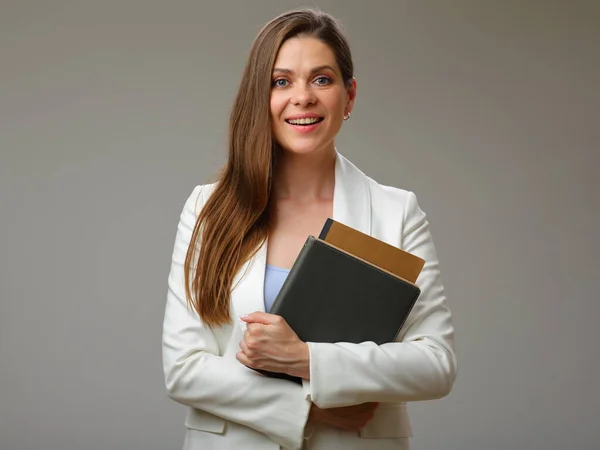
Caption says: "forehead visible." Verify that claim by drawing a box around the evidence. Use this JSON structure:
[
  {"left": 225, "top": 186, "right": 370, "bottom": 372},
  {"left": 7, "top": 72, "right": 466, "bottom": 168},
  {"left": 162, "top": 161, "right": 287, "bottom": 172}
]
[{"left": 273, "top": 36, "right": 339, "bottom": 72}]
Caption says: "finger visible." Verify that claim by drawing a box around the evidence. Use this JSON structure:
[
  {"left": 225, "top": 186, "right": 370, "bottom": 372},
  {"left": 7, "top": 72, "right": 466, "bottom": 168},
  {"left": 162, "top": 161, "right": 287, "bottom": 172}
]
[
  {"left": 239, "top": 338, "right": 249, "bottom": 355},
  {"left": 240, "top": 311, "right": 277, "bottom": 325},
  {"left": 236, "top": 351, "right": 253, "bottom": 367},
  {"left": 246, "top": 323, "right": 264, "bottom": 336}
]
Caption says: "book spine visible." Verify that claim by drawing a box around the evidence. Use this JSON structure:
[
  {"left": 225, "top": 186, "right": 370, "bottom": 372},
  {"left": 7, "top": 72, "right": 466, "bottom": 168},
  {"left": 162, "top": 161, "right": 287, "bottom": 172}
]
[{"left": 318, "top": 218, "right": 334, "bottom": 240}]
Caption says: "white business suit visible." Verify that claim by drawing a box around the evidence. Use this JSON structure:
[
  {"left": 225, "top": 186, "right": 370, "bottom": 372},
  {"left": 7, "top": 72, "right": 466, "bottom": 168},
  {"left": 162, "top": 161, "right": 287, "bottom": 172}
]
[{"left": 162, "top": 151, "right": 457, "bottom": 450}]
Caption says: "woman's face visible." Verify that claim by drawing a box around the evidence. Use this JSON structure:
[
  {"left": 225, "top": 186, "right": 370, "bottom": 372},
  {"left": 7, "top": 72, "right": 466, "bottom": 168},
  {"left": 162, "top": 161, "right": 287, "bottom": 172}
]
[{"left": 270, "top": 36, "right": 356, "bottom": 157}]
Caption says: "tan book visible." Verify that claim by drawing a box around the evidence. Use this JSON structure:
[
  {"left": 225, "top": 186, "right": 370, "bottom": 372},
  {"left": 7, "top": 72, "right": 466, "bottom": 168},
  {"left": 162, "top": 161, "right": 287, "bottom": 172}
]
[{"left": 318, "top": 218, "right": 425, "bottom": 284}]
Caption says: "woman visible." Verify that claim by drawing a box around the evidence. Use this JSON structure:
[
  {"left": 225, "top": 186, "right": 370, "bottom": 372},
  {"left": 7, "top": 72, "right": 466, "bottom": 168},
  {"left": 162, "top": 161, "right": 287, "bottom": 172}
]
[{"left": 162, "top": 8, "right": 456, "bottom": 450}]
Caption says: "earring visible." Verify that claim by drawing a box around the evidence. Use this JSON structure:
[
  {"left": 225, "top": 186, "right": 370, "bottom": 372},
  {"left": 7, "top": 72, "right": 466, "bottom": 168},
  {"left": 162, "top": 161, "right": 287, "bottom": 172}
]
[{"left": 343, "top": 112, "right": 352, "bottom": 121}]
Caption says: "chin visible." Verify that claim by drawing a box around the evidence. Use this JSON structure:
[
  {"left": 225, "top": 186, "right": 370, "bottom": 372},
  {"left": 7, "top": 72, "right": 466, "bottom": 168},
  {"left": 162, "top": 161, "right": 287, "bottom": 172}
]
[{"left": 277, "top": 140, "right": 333, "bottom": 157}]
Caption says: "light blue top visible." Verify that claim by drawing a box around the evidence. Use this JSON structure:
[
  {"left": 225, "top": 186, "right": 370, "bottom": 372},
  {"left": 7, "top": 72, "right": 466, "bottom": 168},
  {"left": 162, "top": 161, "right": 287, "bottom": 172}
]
[{"left": 264, "top": 264, "right": 290, "bottom": 312}]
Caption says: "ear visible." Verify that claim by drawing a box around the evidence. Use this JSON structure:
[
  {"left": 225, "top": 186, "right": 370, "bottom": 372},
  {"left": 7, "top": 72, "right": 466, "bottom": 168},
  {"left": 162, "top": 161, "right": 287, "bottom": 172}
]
[{"left": 345, "top": 77, "right": 357, "bottom": 115}]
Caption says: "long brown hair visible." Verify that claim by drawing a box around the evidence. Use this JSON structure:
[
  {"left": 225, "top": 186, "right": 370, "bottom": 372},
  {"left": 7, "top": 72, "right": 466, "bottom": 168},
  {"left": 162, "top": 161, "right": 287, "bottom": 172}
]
[{"left": 184, "top": 9, "right": 355, "bottom": 327}]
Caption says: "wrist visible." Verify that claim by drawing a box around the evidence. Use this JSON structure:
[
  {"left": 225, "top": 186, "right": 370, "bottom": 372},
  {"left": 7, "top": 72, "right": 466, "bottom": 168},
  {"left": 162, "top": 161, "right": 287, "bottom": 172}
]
[
  {"left": 308, "top": 403, "right": 322, "bottom": 423},
  {"left": 286, "top": 342, "right": 310, "bottom": 379}
]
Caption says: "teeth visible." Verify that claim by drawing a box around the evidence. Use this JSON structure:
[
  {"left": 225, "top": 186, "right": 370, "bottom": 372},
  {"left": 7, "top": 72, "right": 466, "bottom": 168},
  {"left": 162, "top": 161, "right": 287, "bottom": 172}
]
[{"left": 287, "top": 117, "right": 321, "bottom": 125}]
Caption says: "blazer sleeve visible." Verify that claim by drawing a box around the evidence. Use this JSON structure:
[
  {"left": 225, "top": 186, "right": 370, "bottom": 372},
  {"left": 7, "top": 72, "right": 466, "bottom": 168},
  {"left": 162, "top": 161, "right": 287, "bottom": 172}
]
[
  {"left": 304, "top": 190, "right": 457, "bottom": 408},
  {"left": 162, "top": 185, "right": 311, "bottom": 450}
]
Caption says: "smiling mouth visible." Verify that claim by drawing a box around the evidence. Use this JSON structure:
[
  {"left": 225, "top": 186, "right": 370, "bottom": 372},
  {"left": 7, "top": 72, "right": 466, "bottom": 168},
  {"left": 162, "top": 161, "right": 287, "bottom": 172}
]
[{"left": 285, "top": 117, "right": 324, "bottom": 126}]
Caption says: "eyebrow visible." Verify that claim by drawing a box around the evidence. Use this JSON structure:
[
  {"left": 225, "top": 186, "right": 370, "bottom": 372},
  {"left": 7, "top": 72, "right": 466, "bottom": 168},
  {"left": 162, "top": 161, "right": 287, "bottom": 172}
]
[{"left": 272, "top": 65, "right": 337, "bottom": 76}]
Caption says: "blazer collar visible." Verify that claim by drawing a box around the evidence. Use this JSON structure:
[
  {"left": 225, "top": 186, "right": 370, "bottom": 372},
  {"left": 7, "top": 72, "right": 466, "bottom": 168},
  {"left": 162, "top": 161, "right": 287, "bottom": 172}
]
[{"left": 230, "top": 150, "right": 372, "bottom": 320}]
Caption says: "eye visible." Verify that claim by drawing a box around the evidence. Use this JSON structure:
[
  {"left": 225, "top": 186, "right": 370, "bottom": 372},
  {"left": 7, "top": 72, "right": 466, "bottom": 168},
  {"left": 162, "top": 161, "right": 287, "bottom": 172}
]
[
  {"left": 272, "top": 78, "right": 289, "bottom": 88},
  {"left": 314, "top": 76, "right": 332, "bottom": 86}
]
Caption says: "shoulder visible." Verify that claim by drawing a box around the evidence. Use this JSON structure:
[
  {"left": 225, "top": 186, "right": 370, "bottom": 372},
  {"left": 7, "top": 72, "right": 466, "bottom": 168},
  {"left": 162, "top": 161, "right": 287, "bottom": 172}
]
[
  {"left": 337, "top": 151, "right": 420, "bottom": 217},
  {"left": 367, "top": 177, "right": 412, "bottom": 206},
  {"left": 364, "top": 177, "right": 431, "bottom": 254},
  {"left": 337, "top": 151, "right": 427, "bottom": 236},
  {"left": 180, "top": 183, "right": 218, "bottom": 217},
  {"left": 365, "top": 176, "right": 423, "bottom": 223}
]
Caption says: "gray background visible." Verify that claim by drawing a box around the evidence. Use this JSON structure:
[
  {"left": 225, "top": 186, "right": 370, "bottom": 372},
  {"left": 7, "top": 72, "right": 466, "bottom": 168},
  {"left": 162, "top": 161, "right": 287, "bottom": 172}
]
[{"left": 1, "top": 1, "right": 598, "bottom": 449}]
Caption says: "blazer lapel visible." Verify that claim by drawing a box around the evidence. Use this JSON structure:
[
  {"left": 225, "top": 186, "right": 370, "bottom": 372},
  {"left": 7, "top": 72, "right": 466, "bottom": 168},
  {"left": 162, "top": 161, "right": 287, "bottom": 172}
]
[
  {"left": 230, "top": 240, "right": 267, "bottom": 321},
  {"left": 333, "top": 150, "right": 372, "bottom": 236},
  {"left": 229, "top": 150, "right": 372, "bottom": 321}
]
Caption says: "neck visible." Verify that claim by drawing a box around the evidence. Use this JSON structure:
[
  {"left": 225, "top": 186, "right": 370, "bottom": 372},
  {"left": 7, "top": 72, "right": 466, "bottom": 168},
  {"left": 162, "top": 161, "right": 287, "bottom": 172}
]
[{"left": 272, "top": 148, "right": 336, "bottom": 202}]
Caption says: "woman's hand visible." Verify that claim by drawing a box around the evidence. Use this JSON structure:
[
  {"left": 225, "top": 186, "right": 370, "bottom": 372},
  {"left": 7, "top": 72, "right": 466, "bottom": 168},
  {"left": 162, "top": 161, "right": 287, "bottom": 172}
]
[
  {"left": 308, "top": 403, "right": 379, "bottom": 432},
  {"left": 237, "top": 312, "right": 310, "bottom": 379}
]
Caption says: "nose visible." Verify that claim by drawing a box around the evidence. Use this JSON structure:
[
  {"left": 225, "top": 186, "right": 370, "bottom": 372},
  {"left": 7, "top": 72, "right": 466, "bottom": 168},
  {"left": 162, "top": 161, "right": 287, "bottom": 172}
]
[{"left": 291, "top": 83, "right": 316, "bottom": 107}]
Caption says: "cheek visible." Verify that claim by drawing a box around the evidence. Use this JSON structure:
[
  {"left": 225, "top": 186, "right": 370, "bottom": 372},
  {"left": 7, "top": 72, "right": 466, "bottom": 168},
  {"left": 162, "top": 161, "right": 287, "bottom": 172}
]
[
  {"left": 270, "top": 93, "right": 286, "bottom": 121},
  {"left": 324, "top": 93, "right": 346, "bottom": 118}
]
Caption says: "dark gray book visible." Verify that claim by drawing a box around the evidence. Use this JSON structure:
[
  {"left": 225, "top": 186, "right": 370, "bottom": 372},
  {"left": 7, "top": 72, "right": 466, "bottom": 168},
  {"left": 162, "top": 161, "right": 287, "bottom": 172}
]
[{"left": 255, "top": 236, "right": 421, "bottom": 383}]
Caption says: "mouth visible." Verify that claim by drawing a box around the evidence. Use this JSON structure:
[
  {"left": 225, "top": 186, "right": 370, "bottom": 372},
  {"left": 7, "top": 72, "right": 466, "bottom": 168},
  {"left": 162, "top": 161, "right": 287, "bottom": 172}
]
[{"left": 284, "top": 117, "right": 324, "bottom": 126}]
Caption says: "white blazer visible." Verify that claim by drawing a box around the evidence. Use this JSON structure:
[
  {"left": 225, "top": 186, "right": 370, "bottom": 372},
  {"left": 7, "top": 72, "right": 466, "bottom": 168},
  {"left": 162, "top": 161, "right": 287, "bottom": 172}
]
[{"left": 162, "top": 151, "right": 457, "bottom": 450}]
